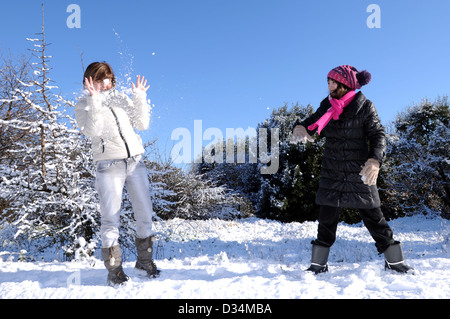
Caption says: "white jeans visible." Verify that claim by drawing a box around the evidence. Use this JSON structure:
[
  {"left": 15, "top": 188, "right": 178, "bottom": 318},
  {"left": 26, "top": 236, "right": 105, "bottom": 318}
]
[{"left": 95, "top": 155, "right": 153, "bottom": 248}]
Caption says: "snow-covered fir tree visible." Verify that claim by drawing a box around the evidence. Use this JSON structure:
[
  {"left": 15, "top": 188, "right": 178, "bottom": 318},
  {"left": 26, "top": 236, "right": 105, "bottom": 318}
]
[
  {"left": 0, "top": 7, "right": 99, "bottom": 260},
  {"left": 381, "top": 97, "right": 450, "bottom": 218},
  {"left": 193, "top": 137, "right": 260, "bottom": 212},
  {"left": 256, "top": 102, "right": 325, "bottom": 222}
]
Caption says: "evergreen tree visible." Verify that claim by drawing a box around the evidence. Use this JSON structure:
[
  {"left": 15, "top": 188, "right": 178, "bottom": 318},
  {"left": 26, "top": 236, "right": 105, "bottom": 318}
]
[
  {"left": 193, "top": 137, "right": 260, "bottom": 210},
  {"left": 0, "top": 7, "right": 99, "bottom": 260},
  {"left": 256, "top": 102, "right": 324, "bottom": 222},
  {"left": 381, "top": 97, "right": 450, "bottom": 218}
]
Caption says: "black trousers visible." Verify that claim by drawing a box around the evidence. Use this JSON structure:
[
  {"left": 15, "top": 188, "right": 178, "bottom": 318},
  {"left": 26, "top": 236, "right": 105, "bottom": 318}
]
[{"left": 312, "top": 205, "right": 396, "bottom": 254}]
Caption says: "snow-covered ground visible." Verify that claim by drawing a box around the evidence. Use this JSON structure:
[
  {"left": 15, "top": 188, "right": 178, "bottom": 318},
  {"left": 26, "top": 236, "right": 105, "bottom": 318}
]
[{"left": 1, "top": 215, "right": 449, "bottom": 299}]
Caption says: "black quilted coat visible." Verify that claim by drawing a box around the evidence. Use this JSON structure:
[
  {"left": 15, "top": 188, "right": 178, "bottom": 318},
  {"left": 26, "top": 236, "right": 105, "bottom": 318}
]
[{"left": 298, "top": 91, "right": 386, "bottom": 209}]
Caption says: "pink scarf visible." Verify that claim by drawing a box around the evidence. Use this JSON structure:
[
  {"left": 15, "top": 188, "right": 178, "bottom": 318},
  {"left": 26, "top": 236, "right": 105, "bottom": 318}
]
[{"left": 308, "top": 90, "right": 356, "bottom": 135}]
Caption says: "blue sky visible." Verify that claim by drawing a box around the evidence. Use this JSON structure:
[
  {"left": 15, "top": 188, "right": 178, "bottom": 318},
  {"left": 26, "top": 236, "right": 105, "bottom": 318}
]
[{"left": 1, "top": 0, "right": 450, "bottom": 162}]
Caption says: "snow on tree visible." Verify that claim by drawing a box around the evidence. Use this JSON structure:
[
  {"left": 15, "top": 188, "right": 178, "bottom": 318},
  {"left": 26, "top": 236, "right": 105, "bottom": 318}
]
[
  {"left": 162, "top": 164, "right": 248, "bottom": 221},
  {"left": 192, "top": 102, "right": 327, "bottom": 223},
  {"left": 256, "top": 102, "right": 325, "bottom": 222},
  {"left": 381, "top": 97, "right": 450, "bottom": 219},
  {"left": 0, "top": 6, "right": 99, "bottom": 261},
  {"left": 193, "top": 137, "right": 260, "bottom": 211}
]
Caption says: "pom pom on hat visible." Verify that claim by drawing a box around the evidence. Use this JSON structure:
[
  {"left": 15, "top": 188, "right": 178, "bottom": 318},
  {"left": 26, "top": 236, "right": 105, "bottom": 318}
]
[{"left": 356, "top": 70, "right": 371, "bottom": 87}]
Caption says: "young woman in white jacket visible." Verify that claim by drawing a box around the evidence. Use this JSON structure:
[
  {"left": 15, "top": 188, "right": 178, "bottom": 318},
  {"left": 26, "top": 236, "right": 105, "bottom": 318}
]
[{"left": 75, "top": 62, "right": 159, "bottom": 286}]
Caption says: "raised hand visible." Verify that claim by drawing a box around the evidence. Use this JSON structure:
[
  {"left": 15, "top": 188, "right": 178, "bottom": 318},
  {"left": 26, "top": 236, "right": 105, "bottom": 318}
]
[
  {"left": 132, "top": 75, "right": 150, "bottom": 93},
  {"left": 84, "top": 76, "right": 101, "bottom": 96}
]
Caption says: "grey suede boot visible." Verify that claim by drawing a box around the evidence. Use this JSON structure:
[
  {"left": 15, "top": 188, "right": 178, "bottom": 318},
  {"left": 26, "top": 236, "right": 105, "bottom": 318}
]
[
  {"left": 135, "top": 236, "right": 160, "bottom": 278},
  {"left": 101, "top": 245, "right": 130, "bottom": 286},
  {"left": 384, "top": 243, "right": 414, "bottom": 274},
  {"left": 306, "top": 244, "right": 330, "bottom": 274}
]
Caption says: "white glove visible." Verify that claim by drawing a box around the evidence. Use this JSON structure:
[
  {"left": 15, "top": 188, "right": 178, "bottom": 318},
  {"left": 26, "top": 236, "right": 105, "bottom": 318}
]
[
  {"left": 359, "top": 158, "right": 380, "bottom": 186},
  {"left": 291, "top": 125, "right": 314, "bottom": 144}
]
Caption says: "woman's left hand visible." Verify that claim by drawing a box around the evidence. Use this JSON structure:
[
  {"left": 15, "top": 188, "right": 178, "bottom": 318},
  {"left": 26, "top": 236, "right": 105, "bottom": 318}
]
[
  {"left": 132, "top": 75, "right": 150, "bottom": 93},
  {"left": 359, "top": 158, "right": 380, "bottom": 186}
]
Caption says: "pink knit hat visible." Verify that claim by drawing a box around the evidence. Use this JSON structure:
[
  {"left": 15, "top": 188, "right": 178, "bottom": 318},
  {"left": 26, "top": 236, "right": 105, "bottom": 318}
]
[{"left": 327, "top": 65, "right": 371, "bottom": 90}]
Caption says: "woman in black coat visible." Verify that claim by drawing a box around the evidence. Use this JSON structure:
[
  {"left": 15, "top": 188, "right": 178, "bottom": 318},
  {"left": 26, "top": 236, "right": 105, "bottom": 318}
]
[{"left": 292, "top": 65, "right": 413, "bottom": 274}]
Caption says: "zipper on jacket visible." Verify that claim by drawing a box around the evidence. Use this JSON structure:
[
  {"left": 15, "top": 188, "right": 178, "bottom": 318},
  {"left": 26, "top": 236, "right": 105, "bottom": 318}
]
[
  {"left": 109, "top": 107, "right": 131, "bottom": 158},
  {"left": 100, "top": 138, "right": 105, "bottom": 153}
]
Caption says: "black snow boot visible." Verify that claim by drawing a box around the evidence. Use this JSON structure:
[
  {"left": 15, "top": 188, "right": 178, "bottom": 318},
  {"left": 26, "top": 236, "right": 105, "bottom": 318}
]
[
  {"left": 384, "top": 243, "right": 414, "bottom": 274},
  {"left": 135, "top": 236, "right": 160, "bottom": 278},
  {"left": 306, "top": 244, "right": 330, "bottom": 274},
  {"left": 101, "top": 245, "right": 130, "bottom": 286}
]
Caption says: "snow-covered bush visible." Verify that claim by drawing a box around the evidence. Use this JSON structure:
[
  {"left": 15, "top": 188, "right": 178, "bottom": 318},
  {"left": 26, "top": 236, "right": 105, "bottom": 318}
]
[
  {"left": 381, "top": 97, "right": 450, "bottom": 219},
  {"left": 159, "top": 166, "right": 251, "bottom": 220}
]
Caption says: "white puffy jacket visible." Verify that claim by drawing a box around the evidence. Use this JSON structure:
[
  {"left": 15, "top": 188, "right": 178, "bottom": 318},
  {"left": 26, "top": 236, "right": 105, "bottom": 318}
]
[{"left": 75, "top": 88, "right": 150, "bottom": 162}]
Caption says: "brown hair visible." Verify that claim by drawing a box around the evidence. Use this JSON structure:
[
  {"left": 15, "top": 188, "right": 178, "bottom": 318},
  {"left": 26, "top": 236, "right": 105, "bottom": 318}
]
[
  {"left": 83, "top": 62, "right": 116, "bottom": 87},
  {"left": 328, "top": 78, "right": 350, "bottom": 99}
]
